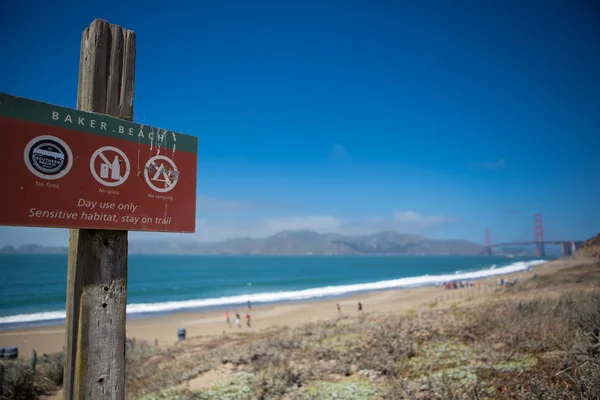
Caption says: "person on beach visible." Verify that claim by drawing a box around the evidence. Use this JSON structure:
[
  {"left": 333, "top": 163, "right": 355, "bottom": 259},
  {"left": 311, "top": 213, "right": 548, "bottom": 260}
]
[
  {"left": 336, "top": 303, "right": 341, "bottom": 313},
  {"left": 235, "top": 312, "right": 241, "bottom": 328},
  {"left": 248, "top": 300, "right": 252, "bottom": 309},
  {"left": 358, "top": 302, "right": 363, "bottom": 312},
  {"left": 225, "top": 311, "right": 230, "bottom": 325},
  {"left": 246, "top": 312, "right": 251, "bottom": 328}
]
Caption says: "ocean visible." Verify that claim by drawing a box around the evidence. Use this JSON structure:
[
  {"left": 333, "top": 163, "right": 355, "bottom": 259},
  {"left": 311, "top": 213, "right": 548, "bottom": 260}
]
[{"left": 0, "top": 254, "right": 546, "bottom": 328}]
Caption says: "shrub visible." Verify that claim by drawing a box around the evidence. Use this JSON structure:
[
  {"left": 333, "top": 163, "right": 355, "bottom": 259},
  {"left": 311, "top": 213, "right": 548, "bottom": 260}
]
[
  {"left": 36, "top": 352, "right": 64, "bottom": 390},
  {"left": 296, "top": 379, "right": 379, "bottom": 400},
  {"left": 0, "top": 360, "right": 35, "bottom": 400},
  {"left": 353, "top": 320, "right": 415, "bottom": 375},
  {"left": 196, "top": 372, "right": 256, "bottom": 400},
  {"left": 137, "top": 386, "right": 196, "bottom": 400},
  {"left": 251, "top": 360, "right": 308, "bottom": 399}
]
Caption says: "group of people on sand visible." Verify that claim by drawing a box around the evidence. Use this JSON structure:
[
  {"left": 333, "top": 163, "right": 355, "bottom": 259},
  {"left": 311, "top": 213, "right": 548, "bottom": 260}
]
[
  {"left": 225, "top": 301, "right": 252, "bottom": 328},
  {"left": 437, "top": 275, "right": 522, "bottom": 290},
  {"left": 440, "top": 280, "right": 476, "bottom": 290},
  {"left": 498, "top": 276, "right": 520, "bottom": 286},
  {"left": 225, "top": 310, "right": 251, "bottom": 328},
  {"left": 336, "top": 301, "right": 363, "bottom": 313},
  {"left": 225, "top": 300, "right": 364, "bottom": 327}
]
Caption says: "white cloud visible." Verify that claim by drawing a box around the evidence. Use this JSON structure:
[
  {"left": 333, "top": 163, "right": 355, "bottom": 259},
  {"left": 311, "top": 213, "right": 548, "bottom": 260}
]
[
  {"left": 393, "top": 211, "right": 422, "bottom": 223},
  {"left": 183, "top": 211, "right": 458, "bottom": 242},
  {"left": 393, "top": 211, "right": 453, "bottom": 226},
  {"left": 179, "top": 216, "right": 345, "bottom": 242},
  {"left": 261, "top": 216, "right": 344, "bottom": 232}
]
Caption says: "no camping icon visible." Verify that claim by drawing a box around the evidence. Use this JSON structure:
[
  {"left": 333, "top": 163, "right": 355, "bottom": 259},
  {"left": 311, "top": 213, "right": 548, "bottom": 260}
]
[
  {"left": 89, "top": 146, "right": 131, "bottom": 187},
  {"left": 144, "top": 155, "right": 179, "bottom": 193}
]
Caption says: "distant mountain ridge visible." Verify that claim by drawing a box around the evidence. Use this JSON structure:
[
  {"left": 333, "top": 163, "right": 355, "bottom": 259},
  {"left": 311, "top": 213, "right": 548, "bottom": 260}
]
[
  {"left": 1, "top": 230, "right": 486, "bottom": 256},
  {"left": 128, "top": 230, "right": 485, "bottom": 255},
  {"left": 0, "top": 244, "right": 68, "bottom": 254}
]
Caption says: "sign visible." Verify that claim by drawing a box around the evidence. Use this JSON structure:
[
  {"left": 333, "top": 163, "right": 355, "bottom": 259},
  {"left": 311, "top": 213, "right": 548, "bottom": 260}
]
[{"left": 0, "top": 92, "right": 197, "bottom": 232}]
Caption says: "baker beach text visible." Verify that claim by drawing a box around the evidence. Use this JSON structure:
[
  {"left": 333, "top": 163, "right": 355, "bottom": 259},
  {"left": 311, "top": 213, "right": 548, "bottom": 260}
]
[{"left": 51, "top": 110, "right": 175, "bottom": 144}]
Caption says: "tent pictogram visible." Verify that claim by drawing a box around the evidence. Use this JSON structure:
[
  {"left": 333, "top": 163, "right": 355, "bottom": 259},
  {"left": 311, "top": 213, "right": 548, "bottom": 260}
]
[{"left": 144, "top": 155, "right": 179, "bottom": 193}]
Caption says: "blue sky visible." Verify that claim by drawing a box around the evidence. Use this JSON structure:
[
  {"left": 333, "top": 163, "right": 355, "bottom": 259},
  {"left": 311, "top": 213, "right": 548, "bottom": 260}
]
[{"left": 1, "top": 0, "right": 599, "bottom": 246}]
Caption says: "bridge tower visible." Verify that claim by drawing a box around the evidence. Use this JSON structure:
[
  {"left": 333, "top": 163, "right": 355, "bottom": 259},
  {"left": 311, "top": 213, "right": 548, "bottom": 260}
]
[
  {"left": 534, "top": 213, "right": 545, "bottom": 257},
  {"left": 485, "top": 228, "right": 492, "bottom": 256}
]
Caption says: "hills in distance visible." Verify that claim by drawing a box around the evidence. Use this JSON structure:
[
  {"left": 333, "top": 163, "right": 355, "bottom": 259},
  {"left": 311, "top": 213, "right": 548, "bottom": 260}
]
[
  {"left": 176, "top": 230, "right": 485, "bottom": 256},
  {"left": 0, "top": 244, "right": 69, "bottom": 255},
  {"left": 1, "top": 230, "right": 489, "bottom": 256}
]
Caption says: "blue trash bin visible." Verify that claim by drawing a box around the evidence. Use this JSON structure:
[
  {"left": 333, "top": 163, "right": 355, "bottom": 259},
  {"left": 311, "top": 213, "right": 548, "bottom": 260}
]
[{"left": 4, "top": 346, "right": 18, "bottom": 359}]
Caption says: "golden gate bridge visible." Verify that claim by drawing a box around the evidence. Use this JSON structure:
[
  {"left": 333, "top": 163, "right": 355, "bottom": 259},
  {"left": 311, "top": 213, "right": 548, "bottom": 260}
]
[{"left": 484, "top": 213, "right": 585, "bottom": 257}]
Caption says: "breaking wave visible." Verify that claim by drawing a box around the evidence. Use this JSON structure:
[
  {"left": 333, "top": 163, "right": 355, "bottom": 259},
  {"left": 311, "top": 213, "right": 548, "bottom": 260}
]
[{"left": 0, "top": 259, "right": 546, "bottom": 325}]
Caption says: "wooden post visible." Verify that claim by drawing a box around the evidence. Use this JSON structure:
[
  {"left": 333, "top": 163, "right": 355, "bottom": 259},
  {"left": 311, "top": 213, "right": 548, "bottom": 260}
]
[{"left": 64, "top": 19, "right": 135, "bottom": 400}]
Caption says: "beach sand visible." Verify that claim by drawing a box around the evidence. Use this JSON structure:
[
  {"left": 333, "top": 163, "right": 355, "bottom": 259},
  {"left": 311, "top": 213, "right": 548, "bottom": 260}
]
[{"left": 0, "top": 258, "right": 589, "bottom": 357}]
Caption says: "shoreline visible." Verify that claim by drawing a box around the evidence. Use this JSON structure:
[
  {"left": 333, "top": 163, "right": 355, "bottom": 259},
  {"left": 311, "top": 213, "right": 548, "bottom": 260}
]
[
  {"left": 0, "top": 258, "right": 589, "bottom": 357},
  {"left": 0, "top": 257, "right": 547, "bottom": 328},
  {"left": 0, "top": 283, "right": 467, "bottom": 331},
  {"left": 0, "top": 290, "right": 395, "bottom": 331}
]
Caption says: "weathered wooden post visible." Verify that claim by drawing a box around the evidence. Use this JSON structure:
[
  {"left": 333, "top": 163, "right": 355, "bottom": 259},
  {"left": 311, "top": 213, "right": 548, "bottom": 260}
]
[{"left": 64, "top": 19, "right": 135, "bottom": 400}]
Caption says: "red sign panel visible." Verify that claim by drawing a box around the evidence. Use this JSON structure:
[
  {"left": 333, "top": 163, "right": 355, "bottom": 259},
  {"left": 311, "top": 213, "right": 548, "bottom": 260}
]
[{"left": 1, "top": 93, "right": 197, "bottom": 233}]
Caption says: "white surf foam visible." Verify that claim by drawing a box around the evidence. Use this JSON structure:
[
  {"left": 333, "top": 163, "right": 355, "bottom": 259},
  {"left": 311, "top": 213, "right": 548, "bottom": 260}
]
[{"left": 0, "top": 259, "right": 546, "bottom": 325}]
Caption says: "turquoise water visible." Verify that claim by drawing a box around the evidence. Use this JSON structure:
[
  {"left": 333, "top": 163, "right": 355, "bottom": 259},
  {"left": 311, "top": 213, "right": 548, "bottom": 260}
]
[{"left": 0, "top": 254, "right": 544, "bottom": 327}]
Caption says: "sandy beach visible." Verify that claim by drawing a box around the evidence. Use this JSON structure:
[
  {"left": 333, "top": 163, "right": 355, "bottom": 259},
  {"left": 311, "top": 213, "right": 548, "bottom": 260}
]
[{"left": 0, "top": 258, "right": 588, "bottom": 357}]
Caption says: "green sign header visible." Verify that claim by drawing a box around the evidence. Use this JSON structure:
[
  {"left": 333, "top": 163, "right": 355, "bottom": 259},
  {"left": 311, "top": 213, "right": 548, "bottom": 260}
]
[{"left": 0, "top": 92, "right": 198, "bottom": 154}]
